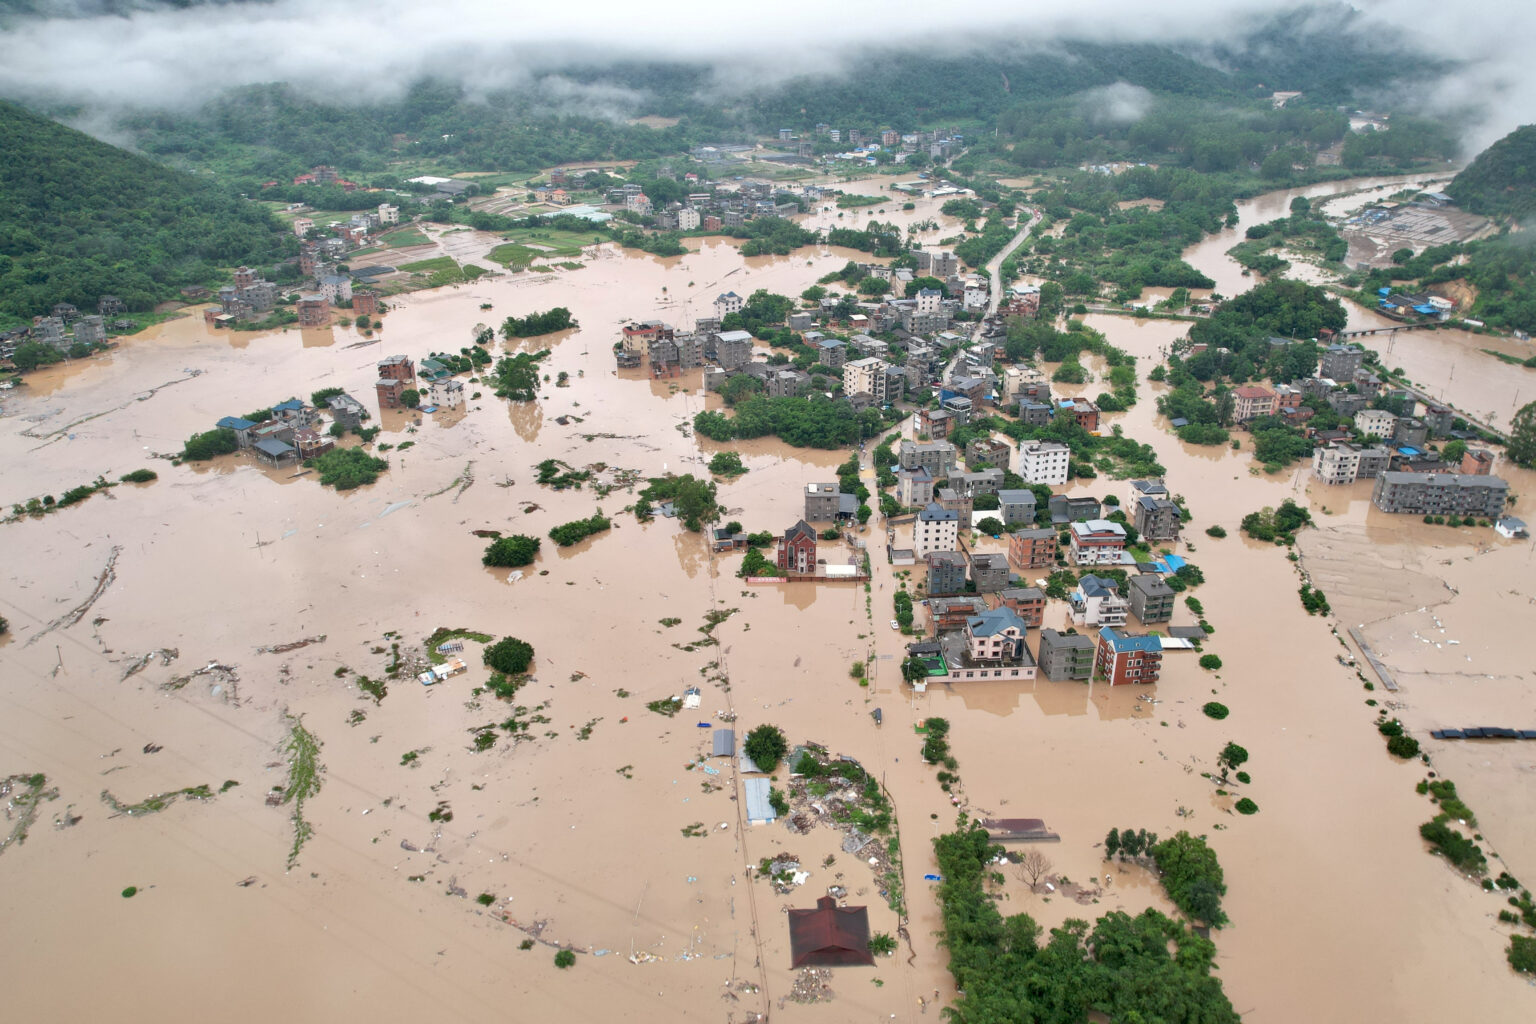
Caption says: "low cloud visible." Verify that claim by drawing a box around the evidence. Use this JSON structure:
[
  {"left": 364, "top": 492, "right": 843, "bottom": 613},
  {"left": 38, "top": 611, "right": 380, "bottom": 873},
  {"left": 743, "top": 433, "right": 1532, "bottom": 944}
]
[
  {"left": 1080, "top": 82, "right": 1153, "bottom": 126},
  {"left": 0, "top": 0, "right": 1528, "bottom": 156}
]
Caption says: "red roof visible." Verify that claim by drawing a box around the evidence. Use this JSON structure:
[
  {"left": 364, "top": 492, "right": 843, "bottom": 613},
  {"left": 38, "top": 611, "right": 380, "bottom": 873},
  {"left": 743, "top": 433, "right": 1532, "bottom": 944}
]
[
  {"left": 787, "top": 896, "right": 873, "bottom": 967},
  {"left": 1232, "top": 386, "right": 1275, "bottom": 399}
]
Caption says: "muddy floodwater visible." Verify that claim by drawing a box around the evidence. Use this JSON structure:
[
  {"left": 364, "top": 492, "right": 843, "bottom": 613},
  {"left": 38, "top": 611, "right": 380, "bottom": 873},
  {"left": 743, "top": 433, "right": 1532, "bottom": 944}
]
[{"left": 2, "top": 179, "right": 1534, "bottom": 1023}]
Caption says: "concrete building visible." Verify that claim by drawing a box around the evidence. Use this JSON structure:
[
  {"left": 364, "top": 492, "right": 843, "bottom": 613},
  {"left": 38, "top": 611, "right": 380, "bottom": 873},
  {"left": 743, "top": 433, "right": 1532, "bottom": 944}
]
[
  {"left": 909, "top": 607, "right": 1037, "bottom": 685},
  {"left": 896, "top": 467, "right": 935, "bottom": 508},
  {"left": 1393, "top": 417, "right": 1429, "bottom": 449},
  {"left": 899, "top": 440, "right": 959, "bottom": 478},
  {"left": 1007, "top": 527, "right": 1056, "bottom": 570},
  {"left": 1037, "top": 628, "right": 1095, "bottom": 681},
  {"left": 1128, "top": 575, "right": 1175, "bottom": 624},
  {"left": 1461, "top": 448, "right": 1495, "bottom": 475},
  {"left": 804, "top": 482, "right": 842, "bottom": 522},
  {"left": 1232, "top": 385, "right": 1279, "bottom": 422},
  {"left": 844, "top": 357, "right": 889, "bottom": 405},
  {"left": 1132, "top": 495, "right": 1182, "bottom": 542},
  {"left": 715, "top": 330, "right": 754, "bottom": 371},
  {"left": 1371, "top": 472, "right": 1509, "bottom": 518},
  {"left": 1019, "top": 441, "right": 1070, "bottom": 486},
  {"left": 1049, "top": 494, "right": 1101, "bottom": 525},
  {"left": 969, "top": 552, "right": 1009, "bottom": 594},
  {"left": 1319, "top": 344, "right": 1365, "bottom": 382},
  {"left": 926, "top": 551, "right": 968, "bottom": 596},
  {"left": 914, "top": 502, "right": 960, "bottom": 558},
  {"left": 1313, "top": 442, "right": 1389, "bottom": 484},
  {"left": 967, "top": 438, "right": 1011, "bottom": 471},
  {"left": 1069, "top": 520, "right": 1128, "bottom": 565},
  {"left": 1355, "top": 408, "right": 1397, "bottom": 439},
  {"left": 1070, "top": 575, "right": 1128, "bottom": 627},
  {"left": 297, "top": 295, "right": 328, "bottom": 327},
  {"left": 72, "top": 315, "right": 106, "bottom": 346},
  {"left": 714, "top": 291, "right": 744, "bottom": 319},
  {"left": 676, "top": 207, "right": 701, "bottom": 231},
  {"left": 1095, "top": 628, "right": 1163, "bottom": 685},
  {"left": 996, "top": 489, "right": 1037, "bottom": 527}
]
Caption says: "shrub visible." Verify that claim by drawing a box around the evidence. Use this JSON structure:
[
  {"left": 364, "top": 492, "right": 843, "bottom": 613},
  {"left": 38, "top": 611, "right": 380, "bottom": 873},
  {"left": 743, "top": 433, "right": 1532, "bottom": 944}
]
[
  {"left": 1235, "top": 798, "right": 1258, "bottom": 815},
  {"left": 708, "top": 450, "right": 747, "bottom": 476},
  {"left": 1387, "top": 734, "right": 1420, "bottom": 759},
  {"left": 1419, "top": 818, "right": 1486, "bottom": 873},
  {"left": 120, "top": 468, "right": 158, "bottom": 483},
  {"left": 548, "top": 513, "right": 612, "bottom": 547},
  {"left": 312, "top": 448, "right": 389, "bottom": 490},
  {"left": 1202, "top": 702, "right": 1229, "bottom": 720},
  {"left": 868, "top": 933, "right": 898, "bottom": 956},
  {"left": 1510, "top": 936, "right": 1536, "bottom": 974},
  {"left": 1205, "top": 525, "right": 1227, "bottom": 538},
  {"left": 1199, "top": 654, "right": 1223, "bottom": 671},
  {"left": 476, "top": 893, "right": 496, "bottom": 906},
  {"left": 1235, "top": 771, "right": 1250, "bottom": 784},
  {"left": 181, "top": 427, "right": 238, "bottom": 461},
  {"left": 744, "top": 724, "right": 787, "bottom": 772},
  {"left": 482, "top": 534, "right": 540, "bottom": 567},
  {"left": 554, "top": 949, "right": 576, "bottom": 969},
  {"left": 484, "top": 636, "right": 534, "bottom": 675}
]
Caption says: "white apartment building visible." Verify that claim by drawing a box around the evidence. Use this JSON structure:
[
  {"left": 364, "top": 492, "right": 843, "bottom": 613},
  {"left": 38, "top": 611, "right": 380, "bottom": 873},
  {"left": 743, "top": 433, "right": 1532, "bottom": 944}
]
[
  {"left": 914, "top": 502, "right": 959, "bottom": 558},
  {"left": 1355, "top": 408, "right": 1397, "bottom": 439},
  {"left": 843, "top": 357, "right": 889, "bottom": 404},
  {"left": 1019, "top": 440, "right": 1070, "bottom": 486}
]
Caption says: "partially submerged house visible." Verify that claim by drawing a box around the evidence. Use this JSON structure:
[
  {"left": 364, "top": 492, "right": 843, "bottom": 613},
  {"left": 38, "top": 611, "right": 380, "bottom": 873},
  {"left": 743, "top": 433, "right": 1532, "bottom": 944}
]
[{"left": 787, "top": 896, "right": 874, "bottom": 967}]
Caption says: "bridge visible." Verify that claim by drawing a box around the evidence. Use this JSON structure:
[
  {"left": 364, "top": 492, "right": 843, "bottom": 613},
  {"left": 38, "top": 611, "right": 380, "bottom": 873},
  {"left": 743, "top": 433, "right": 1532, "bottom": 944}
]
[{"left": 1337, "top": 321, "right": 1440, "bottom": 339}]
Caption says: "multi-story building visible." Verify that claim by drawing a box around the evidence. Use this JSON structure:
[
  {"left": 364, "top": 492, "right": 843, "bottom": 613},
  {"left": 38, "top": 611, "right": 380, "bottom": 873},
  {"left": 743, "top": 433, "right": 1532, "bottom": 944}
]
[
  {"left": 843, "top": 357, "right": 889, "bottom": 404},
  {"left": 714, "top": 291, "right": 744, "bottom": 319},
  {"left": 377, "top": 354, "right": 414, "bottom": 383},
  {"left": 1232, "top": 385, "right": 1279, "bottom": 422},
  {"left": 1007, "top": 527, "right": 1056, "bottom": 570},
  {"left": 297, "top": 295, "right": 328, "bottom": 327},
  {"left": 804, "top": 482, "right": 842, "bottom": 522},
  {"left": 1069, "top": 520, "right": 1127, "bottom": 565},
  {"left": 1095, "top": 627, "right": 1163, "bottom": 685},
  {"left": 920, "top": 407, "right": 954, "bottom": 439},
  {"left": 1132, "top": 495, "right": 1182, "bottom": 542},
  {"left": 72, "top": 315, "right": 106, "bottom": 346},
  {"left": 1393, "top": 417, "right": 1429, "bottom": 449},
  {"left": 1319, "top": 343, "right": 1365, "bottom": 382},
  {"left": 936, "top": 487, "right": 972, "bottom": 521},
  {"left": 1128, "top": 575, "right": 1175, "bottom": 624},
  {"left": 352, "top": 291, "right": 380, "bottom": 316},
  {"left": 928, "top": 596, "right": 986, "bottom": 634},
  {"left": 950, "top": 469, "right": 1004, "bottom": 498},
  {"left": 1314, "top": 442, "right": 1391, "bottom": 484},
  {"left": 1354, "top": 409, "right": 1397, "bottom": 439},
  {"left": 1371, "top": 472, "right": 1510, "bottom": 518},
  {"left": 676, "top": 207, "right": 701, "bottom": 231},
  {"left": 1048, "top": 494, "right": 1101, "bottom": 525},
  {"left": 967, "top": 438, "right": 1011, "bottom": 471},
  {"left": 996, "top": 489, "right": 1037, "bottom": 527},
  {"left": 1422, "top": 403, "right": 1455, "bottom": 437},
  {"left": 1057, "top": 397, "right": 1100, "bottom": 432},
  {"left": 1038, "top": 628, "right": 1095, "bottom": 681},
  {"left": 926, "top": 551, "right": 968, "bottom": 596},
  {"left": 907, "top": 607, "right": 1036, "bottom": 684},
  {"left": 1019, "top": 441, "right": 1070, "bottom": 485},
  {"left": 999, "top": 586, "right": 1047, "bottom": 628},
  {"left": 777, "top": 520, "right": 819, "bottom": 574},
  {"left": 969, "top": 552, "right": 1009, "bottom": 594},
  {"left": 899, "top": 439, "right": 959, "bottom": 478},
  {"left": 1070, "top": 575, "right": 1128, "bottom": 627},
  {"left": 914, "top": 502, "right": 959, "bottom": 558},
  {"left": 714, "top": 330, "right": 754, "bottom": 371},
  {"left": 896, "top": 467, "right": 934, "bottom": 508}
]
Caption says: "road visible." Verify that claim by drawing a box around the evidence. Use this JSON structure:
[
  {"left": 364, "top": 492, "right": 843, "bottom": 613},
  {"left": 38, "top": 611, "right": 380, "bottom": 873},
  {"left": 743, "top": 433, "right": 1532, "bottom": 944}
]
[{"left": 984, "top": 208, "right": 1042, "bottom": 316}]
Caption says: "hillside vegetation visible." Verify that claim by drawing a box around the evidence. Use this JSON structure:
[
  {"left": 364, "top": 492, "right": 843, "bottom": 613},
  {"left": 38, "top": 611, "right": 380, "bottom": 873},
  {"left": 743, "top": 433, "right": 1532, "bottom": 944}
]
[
  {"left": 1448, "top": 124, "right": 1536, "bottom": 221},
  {"left": 0, "top": 99, "right": 285, "bottom": 320}
]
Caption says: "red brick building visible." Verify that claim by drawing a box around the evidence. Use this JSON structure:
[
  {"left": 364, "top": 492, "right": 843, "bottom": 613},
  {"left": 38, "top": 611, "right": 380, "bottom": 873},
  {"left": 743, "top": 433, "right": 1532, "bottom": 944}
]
[
  {"left": 776, "top": 520, "right": 818, "bottom": 575},
  {"left": 297, "top": 295, "right": 328, "bottom": 327},
  {"left": 1007, "top": 528, "right": 1057, "bottom": 571},
  {"left": 1461, "top": 448, "right": 1494, "bottom": 475},
  {"left": 999, "top": 587, "right": 1046, "bottom": 627},
  {"left": 1094, "top": 627, "right": 1163, "bottom": 685},
  {"left": 377, "top": 354, "right": 415, "bottom": 383},
  {"left": 377, "top": 378, "right": 406, "bottom": 409},
  {"left": 353, "top": 291, "right": 380, "bottom": 316}
]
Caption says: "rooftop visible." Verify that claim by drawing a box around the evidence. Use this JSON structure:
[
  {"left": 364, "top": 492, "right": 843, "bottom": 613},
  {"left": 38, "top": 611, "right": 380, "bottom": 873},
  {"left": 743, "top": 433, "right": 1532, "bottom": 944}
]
[
  {"left": 967, "top": 606, "right": 1028, "bottom": 637},
  {"left": 1099, "top": 627, "right": 1162, "bottom": 654},
  {"left": 919, "top": 503, "right": 959, "bottom": 523}
]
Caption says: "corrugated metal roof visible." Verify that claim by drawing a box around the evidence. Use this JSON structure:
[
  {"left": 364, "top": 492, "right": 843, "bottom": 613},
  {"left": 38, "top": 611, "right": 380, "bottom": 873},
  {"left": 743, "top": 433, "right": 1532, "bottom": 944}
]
[
  {"left": 712, "top": 730, "right": 735, "bottom": 757},
  {"left": 743, "top": 778, "right": 776, "bottom": 823}
]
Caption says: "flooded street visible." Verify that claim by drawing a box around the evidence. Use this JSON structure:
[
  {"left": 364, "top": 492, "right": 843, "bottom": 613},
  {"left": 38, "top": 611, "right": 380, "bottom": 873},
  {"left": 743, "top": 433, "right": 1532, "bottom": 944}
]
[{"left": 2, "top": 177, "right": 1534, "bottom": 1023}]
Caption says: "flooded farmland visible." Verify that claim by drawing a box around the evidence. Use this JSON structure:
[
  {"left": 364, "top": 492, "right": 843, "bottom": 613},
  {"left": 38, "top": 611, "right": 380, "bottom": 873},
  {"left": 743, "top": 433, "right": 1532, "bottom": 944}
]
[{"left": 1, "top": 178, "right": 1534, "bottom": 1024}]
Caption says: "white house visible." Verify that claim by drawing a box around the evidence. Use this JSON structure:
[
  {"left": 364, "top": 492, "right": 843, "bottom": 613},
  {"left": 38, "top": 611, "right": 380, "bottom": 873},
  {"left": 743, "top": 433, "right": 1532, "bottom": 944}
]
[
  {"left": 914, "top": 502, "right": 959, "bottom": 558},
  {"left": 429, "top": 377, "right": 466, "bottom": 410},
  {"left": 377, "top": 203, "right": 399, "bottom": 225},
  {"left": 714, "top": 291, "right": 744, "bottom": 319},
  {"left": 1019, "top": 441, "right": 1070, "bottom": 486},
  {"left": 1355, "top": 408, "right": 1397, "bottom": 439},
  {"left": 677, "top": 207, "right": 701, "bottom": 231}
]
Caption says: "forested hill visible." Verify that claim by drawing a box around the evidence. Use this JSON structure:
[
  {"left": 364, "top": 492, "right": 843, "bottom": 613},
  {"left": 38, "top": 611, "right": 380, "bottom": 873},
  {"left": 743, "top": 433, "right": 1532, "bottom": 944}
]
[
  {"left": 0, "top": 99, "right": 285, "bottom": 320},
  {"left": 1448, "top": 125, "right": 1536, "bottom": 222}
]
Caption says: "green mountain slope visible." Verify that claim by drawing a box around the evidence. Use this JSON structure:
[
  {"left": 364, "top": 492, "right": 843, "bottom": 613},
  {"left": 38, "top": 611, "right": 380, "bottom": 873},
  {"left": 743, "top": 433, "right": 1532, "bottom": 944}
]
[
  {"left": 0, "top": 99, "right": 285, "bottom": 320},
  {"left": 1448, "top": 124, "right": 1536, "bottom": 221}
]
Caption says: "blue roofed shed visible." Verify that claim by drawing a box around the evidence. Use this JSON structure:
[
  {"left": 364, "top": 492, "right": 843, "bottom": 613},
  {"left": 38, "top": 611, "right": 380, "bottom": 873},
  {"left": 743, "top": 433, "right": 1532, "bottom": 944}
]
[{"left": 743, "top": 778, "right": 777, "bottom": 825}]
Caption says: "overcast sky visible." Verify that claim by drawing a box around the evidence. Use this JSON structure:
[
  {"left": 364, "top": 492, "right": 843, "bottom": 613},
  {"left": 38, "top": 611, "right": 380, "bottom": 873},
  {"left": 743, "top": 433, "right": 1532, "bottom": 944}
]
[{"left": 0, "top": 0, "right": 1526, "bottom": 154}]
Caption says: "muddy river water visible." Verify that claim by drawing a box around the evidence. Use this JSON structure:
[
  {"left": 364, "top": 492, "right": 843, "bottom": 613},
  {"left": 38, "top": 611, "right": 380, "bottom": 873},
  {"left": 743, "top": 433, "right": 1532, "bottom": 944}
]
[{"left": 1, "top": 179, "right": 1533, "bottom": 1023}]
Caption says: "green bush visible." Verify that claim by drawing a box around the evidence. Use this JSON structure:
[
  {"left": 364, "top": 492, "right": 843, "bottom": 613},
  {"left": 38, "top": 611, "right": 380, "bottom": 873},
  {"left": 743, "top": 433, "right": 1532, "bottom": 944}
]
[
  {"left": 1234, "top": 798, "right": 1258, "bottom": 815},
  {"left": 554, "top": 949, "right": 576, "bottom": 969},
  {"left": 120, "top": 468, "right": 158, "bottom": 483},
  {"left": 482, "top": 534, "right": 540, "bottom": 567},
  {"left": 1386, "top": 734, "right": 1420, "bottom": 759},
  {"left": 868, "top": 932, "right": 898, "bottom": 956},
  {"left": 484, "top": 636, "right": 534, "bottom": 675},
  {"left": 1419, "top": 819, "right": 1486, "bottom": 873},
  {"left": 1202, "top": 702, "right": 1229, "bottom": 720},
  {"left": 1204, "top": 525, "right": 1226, "bottom": 538},
  {"left": 312, "top": 448, "right": 388, "bottom": 489},
  {"left": 548, "top": 513, "right": 611, "bottom": 547},
  {"left": 181, "top": 427, "right": 238, "bottom": 461},
  {"left": 1198, "top": 654, "right": 1222, "bottom": 671},
  {"left": 1510, "top": 936, "right": 1536, "bottom": 974}
]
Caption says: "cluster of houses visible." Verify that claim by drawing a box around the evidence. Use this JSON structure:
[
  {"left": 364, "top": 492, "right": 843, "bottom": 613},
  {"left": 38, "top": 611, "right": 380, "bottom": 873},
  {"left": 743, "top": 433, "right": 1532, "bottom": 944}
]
[
  {"left": 0, "top": 298, "right": 127, "bottom": 361},
  {"left": 688, "top": 126, "right": 965, "bottom": 171},
  {"left": 209, "top": 353, "right": 462, "bottom": 466}
]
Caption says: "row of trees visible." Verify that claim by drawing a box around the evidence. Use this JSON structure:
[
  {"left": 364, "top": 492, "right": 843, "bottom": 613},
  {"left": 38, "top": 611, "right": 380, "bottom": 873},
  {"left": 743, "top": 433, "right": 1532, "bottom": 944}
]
[{"left": 500, "top": 307, "right": 575, "bottom": 338}]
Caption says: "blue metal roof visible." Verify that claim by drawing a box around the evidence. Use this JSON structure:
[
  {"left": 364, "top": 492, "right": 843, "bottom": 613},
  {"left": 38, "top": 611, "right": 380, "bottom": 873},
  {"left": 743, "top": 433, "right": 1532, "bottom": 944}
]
[
  {"left": 272, "top": 399, "right": 304, "bottom": 412},
  {"left": 966, "top": 607, "right": 1027, "bottom": 637},
  {"left": 1099, "top": 627, "right": 1161, "bottom": 653},
  {"left": 217, "top": 416, "right": 256, "bottom": 430},
  {"left": 743, "top": 778, "right": 776, "bottom": 823}
]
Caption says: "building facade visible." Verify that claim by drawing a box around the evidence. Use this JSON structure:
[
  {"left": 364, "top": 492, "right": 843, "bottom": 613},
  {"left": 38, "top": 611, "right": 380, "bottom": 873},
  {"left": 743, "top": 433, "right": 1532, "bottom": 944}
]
[
  {"left": 1095, "top": 627, "right": 1163, "bottom": 685},
  {"left": 1038, "top": 628, "right": 1095, "bottom": 681},
  {"left": 914, "top": 503, "right": 959, "bottom": 558},
  {"left": 777, "top": 520, "right": 819, "bottom": 574},
  {"left": 1019, "top": 441, "right": 1070, "bottom": 486},
  {"left": 1371, "top": 472, "right": 1509, "bottom": 517}
]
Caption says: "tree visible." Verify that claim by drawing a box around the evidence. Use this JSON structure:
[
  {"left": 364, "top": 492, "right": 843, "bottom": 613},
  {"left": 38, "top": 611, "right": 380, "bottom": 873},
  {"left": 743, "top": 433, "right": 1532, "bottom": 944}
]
[
  {"left": 1151, "top": 831, "right": 1228, "bottom": 926},
  {"left": 1199, "top": 654, "right": 1223, "bottom": 671},
  {"left": 901, "top": 657, "right": 929, "bottom": 685},
  {"left": 708, "top": 450, "right": 747, "bottom": 476},
  {"left": 1216, "top": 742, "right": 1248, "bottom": 782},
  {"left": 744, "top": 724, "right": 787, "bottom": 772},
  {"left": 401, "top": 388, "right": 421, "bottom": 408},
  {"left": 1017, "top": 850, "right": 1053, "bottom": 889},
  {"left": 482, "top": 534, "right": 540, "bottom": 567},
  {"left": 1440, "top": 439, "right": 1467, "bottom": 465},
  {"left": 484, "top": 636, "right": 534, "bottom": 675},
  {"left": 181, "top": 427, "right": 238, "bottom": 462},
  {"left": 554, "top": 949, "right": 576, "bottom": 969},
  {"left": 311, "top": 448, "right": 388, "bottom": 490},
  {"left": 1104, "top": 828, "right": 1121, "bottom": 859},
  {"left": 1510, "top": 400, "right": 1536, "bottom": 468}
]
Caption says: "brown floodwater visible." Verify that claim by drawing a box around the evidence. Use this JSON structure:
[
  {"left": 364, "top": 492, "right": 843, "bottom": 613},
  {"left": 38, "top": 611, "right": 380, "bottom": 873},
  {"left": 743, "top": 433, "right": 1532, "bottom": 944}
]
[{"left": 2, "top": 175, "right": 1533, "bottom": 1024}]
